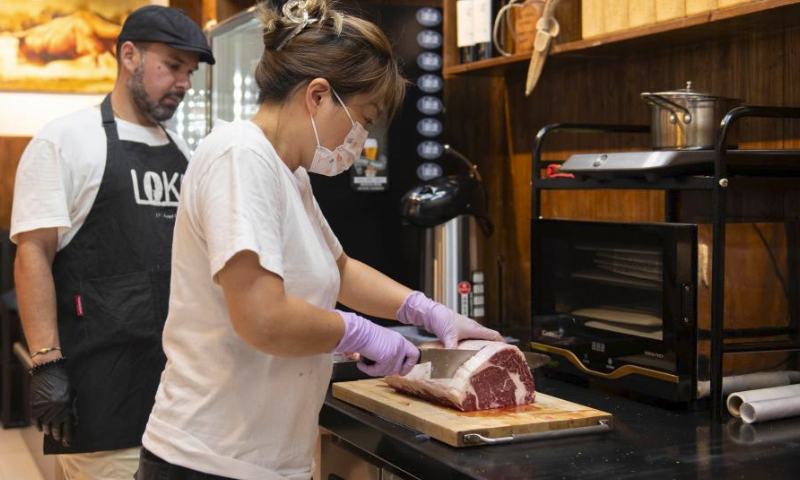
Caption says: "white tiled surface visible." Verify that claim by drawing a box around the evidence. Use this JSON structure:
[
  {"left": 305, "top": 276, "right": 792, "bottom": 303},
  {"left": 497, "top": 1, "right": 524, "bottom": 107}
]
[{"left": 0, "top": 427, "right": 45, "bottom": 480}]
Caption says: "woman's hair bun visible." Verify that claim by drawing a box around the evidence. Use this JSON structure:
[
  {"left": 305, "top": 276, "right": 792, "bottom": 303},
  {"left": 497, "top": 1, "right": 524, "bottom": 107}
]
[
  {"left": 252, "top": 0, "right": 406, "bottom": 121},
  {"left": 256, "top": 0, "right": 342, "bottom": 48}
]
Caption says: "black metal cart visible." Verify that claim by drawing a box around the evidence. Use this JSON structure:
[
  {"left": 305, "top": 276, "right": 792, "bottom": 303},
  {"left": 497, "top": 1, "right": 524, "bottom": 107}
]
[{"left": 530, "top": 106, "right": 800, "bottom": 420}]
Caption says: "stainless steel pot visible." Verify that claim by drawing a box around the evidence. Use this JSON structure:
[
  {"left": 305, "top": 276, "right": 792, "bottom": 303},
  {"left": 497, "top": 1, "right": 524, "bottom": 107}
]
[{"left": 641, "top": 81, "right": 742, "bottom": 150}]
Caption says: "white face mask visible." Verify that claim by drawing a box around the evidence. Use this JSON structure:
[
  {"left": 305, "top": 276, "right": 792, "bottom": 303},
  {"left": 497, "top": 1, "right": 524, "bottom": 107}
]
[{"left": 308, "top": 89, "right": 369, "bottom": 176}]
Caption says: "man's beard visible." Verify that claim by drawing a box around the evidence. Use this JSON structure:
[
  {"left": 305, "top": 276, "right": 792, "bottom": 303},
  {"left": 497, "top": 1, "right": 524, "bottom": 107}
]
[{"left": 127, "top": 63, "right": 184, "bottom": 123}]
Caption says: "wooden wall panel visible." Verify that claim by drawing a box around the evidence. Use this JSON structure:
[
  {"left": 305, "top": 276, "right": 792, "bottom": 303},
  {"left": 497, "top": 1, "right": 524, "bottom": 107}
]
[
  {"left": 0, "top": 137, "right": 31, "bottom": 231},
  {"left": 784, "top": 25, "right": 800, "bottom": 149},
  {"left": 169, "top": 0, "right": 204, "bottom": 26},
  {"left": 444, "top": 76, "right": 515, "bottom": 329},
  {"left": 444, "top": 25, "right": 800, "bottom": 343},
  {"left": 697, "top": 223, "right": 796, "bottom": 374}
]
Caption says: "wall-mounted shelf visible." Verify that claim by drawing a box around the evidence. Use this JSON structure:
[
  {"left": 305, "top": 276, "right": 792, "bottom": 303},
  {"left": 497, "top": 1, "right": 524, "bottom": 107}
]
[{"left": 443, "top": 0, "right": 800, "bottom": 77}]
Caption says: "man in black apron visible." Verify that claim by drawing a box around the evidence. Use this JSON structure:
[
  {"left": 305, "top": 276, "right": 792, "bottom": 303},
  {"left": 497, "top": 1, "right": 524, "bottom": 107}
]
[{"left": 11, "top": 6, "right": 214, "bottom": 479}]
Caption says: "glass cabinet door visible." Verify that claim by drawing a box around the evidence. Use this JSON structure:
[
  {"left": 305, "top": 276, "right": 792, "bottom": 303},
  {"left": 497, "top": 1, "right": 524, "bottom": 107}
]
[{"left": 210, "top": 12, "right": 263, "bottom": 124}]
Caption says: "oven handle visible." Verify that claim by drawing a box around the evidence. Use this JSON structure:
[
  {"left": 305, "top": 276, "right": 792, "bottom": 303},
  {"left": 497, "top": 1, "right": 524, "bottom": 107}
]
[{"left": 462, "top": 419, "right": 612, "bottom": 445}]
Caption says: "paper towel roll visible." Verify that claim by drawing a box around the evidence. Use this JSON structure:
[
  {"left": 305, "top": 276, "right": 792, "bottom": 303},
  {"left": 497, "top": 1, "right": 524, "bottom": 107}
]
[
  {"left": 727, "top": 384, "right": 800, "bottom": 417},
  {"left": 740, "top": 396, "right": 800, "bottom": 424},
  {"left": 696, "top": 371, "right": 800, "bottom": 398}
]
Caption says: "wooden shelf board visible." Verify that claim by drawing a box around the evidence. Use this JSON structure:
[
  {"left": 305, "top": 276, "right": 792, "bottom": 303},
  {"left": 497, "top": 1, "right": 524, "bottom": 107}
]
[{"left": 443, "top": 0, "right": 800, "bottom": 77}]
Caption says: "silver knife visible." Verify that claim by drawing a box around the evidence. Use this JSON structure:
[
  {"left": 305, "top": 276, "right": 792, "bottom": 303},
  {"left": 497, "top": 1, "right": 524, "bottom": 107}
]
[
  {"left": 524, "top": 352, "right": 551, "bottom": 370},
  {"left": 360, "top": 349, "right": 479, "bottom": 379},
  {"left": 362, "top": 350, "right": 551, "bottom": 378},
  {"left": 423, "top": 350, "right": 551, "bottom": 376},
  {"left": 419, "top": 349, "right": 480, "bottom": 379}
]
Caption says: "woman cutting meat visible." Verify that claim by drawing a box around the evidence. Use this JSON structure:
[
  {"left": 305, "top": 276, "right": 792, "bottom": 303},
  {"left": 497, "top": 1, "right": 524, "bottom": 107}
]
[{"left": 135, "top": 1, "right": 502, "bottom": 479}]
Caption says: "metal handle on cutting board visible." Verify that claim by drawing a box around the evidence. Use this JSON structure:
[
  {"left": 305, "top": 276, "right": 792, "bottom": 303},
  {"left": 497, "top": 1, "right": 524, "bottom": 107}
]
[{"left": 462, "top": 419, "right": 612, "bottom": 445}]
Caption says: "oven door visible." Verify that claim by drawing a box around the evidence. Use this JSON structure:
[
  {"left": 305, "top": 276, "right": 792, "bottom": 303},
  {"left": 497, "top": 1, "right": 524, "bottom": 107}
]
[{"left": 531, "top": 219, "right": 697, "bottom": 402}]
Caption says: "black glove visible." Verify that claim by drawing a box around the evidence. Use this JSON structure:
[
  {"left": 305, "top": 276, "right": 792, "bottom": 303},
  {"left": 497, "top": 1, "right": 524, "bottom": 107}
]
[{"left": 29, "top": 358, "right": 78, "bottom": 447}]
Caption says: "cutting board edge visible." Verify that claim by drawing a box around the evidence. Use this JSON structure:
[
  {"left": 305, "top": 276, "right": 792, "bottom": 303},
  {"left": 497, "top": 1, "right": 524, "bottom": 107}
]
[
  {"left": 333, "top": 381, "right": 465, "bottom": 446},
  {"left": 332, "top": 379, "right": 614, "bottom": 448}
]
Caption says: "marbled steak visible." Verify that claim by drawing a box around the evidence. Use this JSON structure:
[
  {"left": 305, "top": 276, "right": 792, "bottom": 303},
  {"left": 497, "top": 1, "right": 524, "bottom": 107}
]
[{"left": 385, "top": 340, "right": 536, "bottom": 411}]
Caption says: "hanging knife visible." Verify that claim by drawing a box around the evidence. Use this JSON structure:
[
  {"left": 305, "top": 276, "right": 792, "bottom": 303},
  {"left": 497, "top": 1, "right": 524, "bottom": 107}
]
[{"left": 525, "top": 0, "right": 563, "bottom": 96}]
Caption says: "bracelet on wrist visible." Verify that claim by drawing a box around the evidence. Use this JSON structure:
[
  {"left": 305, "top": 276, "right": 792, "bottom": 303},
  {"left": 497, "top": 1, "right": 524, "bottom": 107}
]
[
  {"left": 30, "top": 346, "right": 62, "bottom": 358},
  {"left": 29, "top": 356, "right": 67, "bottom": 375}
]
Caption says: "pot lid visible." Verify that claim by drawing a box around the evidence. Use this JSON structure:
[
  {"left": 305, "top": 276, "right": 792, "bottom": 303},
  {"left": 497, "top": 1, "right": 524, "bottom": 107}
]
[{"left": 650, "top": 81, "right": 740, "bottom": 101}]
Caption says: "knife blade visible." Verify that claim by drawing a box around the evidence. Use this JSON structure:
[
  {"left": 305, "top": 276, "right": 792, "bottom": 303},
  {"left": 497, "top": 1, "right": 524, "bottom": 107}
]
[
  {"left": 359, "top": 348, "right": 479, "bottom": 379},
  {"left": 523, "top": 352, "right": 551, "bottom": 370},
  {"left": 425, "top": 350, "right": 552, "bottom": 372},
  {"left": 420, "top": 349, "right": 480, "bottom": 379}
]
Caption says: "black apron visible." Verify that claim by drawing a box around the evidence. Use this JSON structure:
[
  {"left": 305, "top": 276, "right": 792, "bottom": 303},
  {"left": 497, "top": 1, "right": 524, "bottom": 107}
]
[{"left": 48, "top": 95, "right": 186, "bottom": 454}]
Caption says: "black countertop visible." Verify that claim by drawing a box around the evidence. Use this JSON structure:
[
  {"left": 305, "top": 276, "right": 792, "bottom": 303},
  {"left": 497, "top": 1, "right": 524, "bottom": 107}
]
[{"left": 319, "top": 372, "right": 800, "bottom": 480}]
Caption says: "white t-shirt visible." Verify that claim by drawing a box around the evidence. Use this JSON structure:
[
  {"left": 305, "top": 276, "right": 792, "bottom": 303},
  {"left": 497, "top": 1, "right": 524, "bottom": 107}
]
[
  {"left": 142, "top": 120, "right": 343, "bottom": 480},
  {"left": 10, "top": 105, "right": 191, "bottom": 247}
]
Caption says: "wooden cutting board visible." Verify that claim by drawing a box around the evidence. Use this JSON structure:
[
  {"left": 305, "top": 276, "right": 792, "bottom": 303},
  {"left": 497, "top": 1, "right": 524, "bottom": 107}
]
[{"left": 332, "top": 379, "right": 612, "bottom": 447}]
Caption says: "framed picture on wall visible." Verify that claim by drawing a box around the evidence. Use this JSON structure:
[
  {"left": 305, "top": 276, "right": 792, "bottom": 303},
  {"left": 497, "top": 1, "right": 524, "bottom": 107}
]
[{"left": 0, "top": 0, "right": 153, "bottom": 93}]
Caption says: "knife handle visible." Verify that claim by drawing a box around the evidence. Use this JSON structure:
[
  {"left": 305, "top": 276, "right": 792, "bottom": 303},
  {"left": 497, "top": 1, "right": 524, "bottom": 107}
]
[
  {"left": 359, "top": 350, "right": 419, "bottom": 368},
  {"left": 360, "top": 356, "right": 376, "bottom": 366}
]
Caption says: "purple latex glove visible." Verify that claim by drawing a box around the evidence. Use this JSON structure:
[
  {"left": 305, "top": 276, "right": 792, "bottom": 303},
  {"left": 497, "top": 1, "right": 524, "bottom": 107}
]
[
  {"left": 396, "top": 291, "right": 504, "bottom": 349},
  {"left": 334, "top": 310, "right": 419, "bottom": 376}
]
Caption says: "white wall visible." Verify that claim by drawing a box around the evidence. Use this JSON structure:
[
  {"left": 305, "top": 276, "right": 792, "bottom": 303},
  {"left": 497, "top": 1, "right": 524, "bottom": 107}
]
[{"left": 0, "top": 93, "right": 105, "bottom": 136}]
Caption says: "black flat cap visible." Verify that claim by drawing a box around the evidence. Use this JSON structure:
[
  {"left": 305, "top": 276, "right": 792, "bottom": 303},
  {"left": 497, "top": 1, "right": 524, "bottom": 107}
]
[{"left": 118, "top": 5, "right": 215, "bottom": 64}]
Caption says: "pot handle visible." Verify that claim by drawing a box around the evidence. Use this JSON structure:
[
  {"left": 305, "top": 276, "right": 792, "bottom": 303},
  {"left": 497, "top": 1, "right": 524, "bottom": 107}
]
[{"left": 640, "top": 93, "right": 693, "bottom": 124}]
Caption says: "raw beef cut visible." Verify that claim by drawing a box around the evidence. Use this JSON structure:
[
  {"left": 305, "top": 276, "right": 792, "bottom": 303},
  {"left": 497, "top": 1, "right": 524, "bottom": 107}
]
[{"left": 384, "top": 340, "right": 536, "bottom": 411}]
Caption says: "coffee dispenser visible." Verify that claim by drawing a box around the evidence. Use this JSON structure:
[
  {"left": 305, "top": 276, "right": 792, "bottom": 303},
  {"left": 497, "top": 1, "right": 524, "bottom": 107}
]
[{"left": 400, "top": 146, "right": 493, "bottom": 319}]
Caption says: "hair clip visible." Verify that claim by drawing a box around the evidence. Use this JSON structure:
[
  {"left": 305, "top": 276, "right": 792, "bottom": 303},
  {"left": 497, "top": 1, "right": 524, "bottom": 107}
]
[{"left": 277, "top": 0, "right": 319, "bottom": 50}]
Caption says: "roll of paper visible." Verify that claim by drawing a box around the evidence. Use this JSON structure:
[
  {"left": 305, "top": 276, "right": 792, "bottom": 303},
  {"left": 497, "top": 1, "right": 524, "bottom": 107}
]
[
  {"left": 697, "top": 371, "right": 800, "bottom": 398},
  {"left": 727, "top": 383, "right": 800, "bottom": 417},
  {"left": 740, "top": 396, "right": 800, "bottom": 424}
]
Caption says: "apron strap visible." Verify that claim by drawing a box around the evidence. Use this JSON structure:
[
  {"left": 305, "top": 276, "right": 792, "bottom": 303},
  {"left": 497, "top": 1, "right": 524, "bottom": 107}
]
[
  {"left": 100, "top": 94, "right": 120, "bottom": 143},
  {"left": 159, "top": 124, "right": 177, "bottom": 147},
  {"left": 101, "top": 94, "right": 179, "bottom": 148}
]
